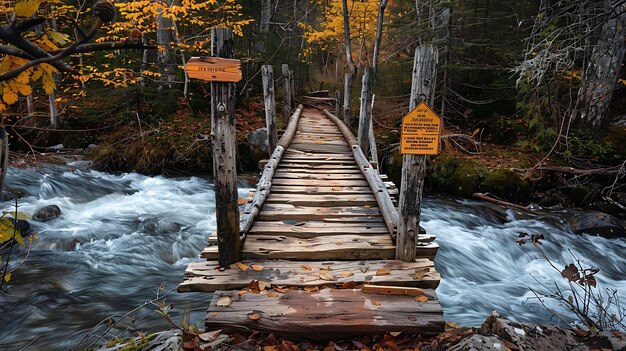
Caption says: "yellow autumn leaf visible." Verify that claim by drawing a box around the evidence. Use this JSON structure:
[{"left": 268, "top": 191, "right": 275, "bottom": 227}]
[
  {"left": 318, "top": 272, "right": 335, "bottom": 281},
  {"left": 251, "top": 264, "right": 263, "bottom": 271},
  {"left": 340, "top": 271, "right": 354, "bottom": 278},
  {"left": 14, "top": 0, "right": 42, "bottom": 17},
  {"left": 4, "top": 272, "right": 11, "bottom": 282},
  {"left": 2, "top": 88, "right": 18, "bottom": 105},
  {"left": 415, "top": 295, "right": 429, "bottom": 302},
  {"left": 49, "top": 31, "right": 69, "bottom": 45},
  {"left": 375, "top": 269, "right": 391, "bottom": 276},
  {"left": 235, "top": 262, "right": 249, "bottom": 271}
]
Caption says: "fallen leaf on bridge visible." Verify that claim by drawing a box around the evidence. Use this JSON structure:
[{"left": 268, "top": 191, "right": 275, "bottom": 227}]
[
  {"left": 375, "top": 269, "right": 391, "bottom": 276},
  {"left": 341, "top": 271, "right": 354, "bottom": 278},
  {"left": 415, "top": 295, "right": 429, "bottom": 302},
  {"left": 319, "top": 272, "right": 336, "bottom": 281},
  {"left": 216, "top": 296, "right": 232, "bottom": 307},
  {"left": 301, "top": 265, "right": 312, "bottom": 271},
  {"left": 252, "top": 264, "right": 264, "bottom": 271},
  {"left": 236, "top": 262, "right": 249, "bottom": 271},
  {"left": 248, "top": 313, "right": 262, "bottom": 321}
]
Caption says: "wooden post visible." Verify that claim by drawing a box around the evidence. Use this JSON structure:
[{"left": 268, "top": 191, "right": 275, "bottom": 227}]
[
  {"left": 210, "top": 28, "right": 240, "bottom": 267},
  {"left": 262, "top": 65, "right": 277, "bottom": 155},
  {"left": 396, "top": 44, "right": 438, "bottom": 262},
  {"left": 343, "top": 73, "right": 353, "bottom": 127},
  {"left": 0, "top": 128, "right": 8, "bottom": 194},
  {"left": 357, "top": 67, "right": 373, "bottom": 154},
  {"left": 335, "top": 90, "right": 341, "bottom": 116},
  {"left": 282, "top": 64, "right": 292, "bottom": 123},
  {"left": 289, "top": 69, "right": 295, "bottom": 107}
]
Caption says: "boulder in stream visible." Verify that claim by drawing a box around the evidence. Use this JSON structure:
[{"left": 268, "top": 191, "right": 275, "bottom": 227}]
[
  {"left": 32, "top": 205, "right": 62, "bottom": 222},
  {"left": 246, "top": 127, "right": 269, "bottom": 161},
  {"left": 568, "top": 211, "right": 625, "bottom": 238},
  {"left": 446, "top": 334, "right": 508, "bottom": 351},
  {"left": 479, "top": 312, "right": 589, "bottom": 351}
]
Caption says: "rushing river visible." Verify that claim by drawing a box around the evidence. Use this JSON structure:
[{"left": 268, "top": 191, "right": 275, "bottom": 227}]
[{"left": 0, "top": 164, "right": 624, "bottom": 350}]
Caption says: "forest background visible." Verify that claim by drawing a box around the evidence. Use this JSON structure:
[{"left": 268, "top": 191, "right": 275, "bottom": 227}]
[{"left": 1, "top": 0, "right": 625, "bottom": 209}]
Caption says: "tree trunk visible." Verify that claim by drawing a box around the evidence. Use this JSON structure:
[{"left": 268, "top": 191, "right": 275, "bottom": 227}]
[
  {"left": 260, "top": 0, "right": 271, "bottom": 33},
  {"left": 572, "top": 1, "right": 626, "bottom": 130},
  {"left": 210, "top": 28, "right": 240, "bottom": 267},
  {"left": 372, "top": 0, "right": 389, "bottom": 75},
  {"left": 342, "top": 0, "right": 356, "bottom": 126},
  {"left": 156, "top": 8, "right": 175, "bottom": 87},
  {"left": 396, "top": 44, "right": 438, "bottom": 262}
]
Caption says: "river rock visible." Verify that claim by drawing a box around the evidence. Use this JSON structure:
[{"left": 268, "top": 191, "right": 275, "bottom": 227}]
[
  {"left": 568, "top": 211, "right": 625, "bottom": 238},
  {"left": 446, "top": 334, "right": 508, "bottom": 351},
  {"left": 246, "top": 127, "right": 269, "bottom": 161},
  {"left": 32, "top": 205, "right": 62, "bottom": 222},
  {"left": 479, "top": 311, "right": 589, "bottom": 351}
]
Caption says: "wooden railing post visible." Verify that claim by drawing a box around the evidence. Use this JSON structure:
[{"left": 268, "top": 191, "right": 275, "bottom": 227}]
[
  {"left": 335, "top": 90, "right": 342, "bottom": 116},
  {"left": 262, "top": 65, "right": 278, "bottom": 155},
  {"left": 343, "top": 73, "right": 353, "bottom": 127},
  {"left": 210, "top": 28, "right": 240, "bottom": 267},
  {"left": 396, "top": 44, "right": 439, "bottom": 262},
  {"left": 357, "top": 67, "right": 373, "bottom": 155},
  {"left": 289, "top": 69, "right": 295, "bottom": 107},
  {"left": 282, "top": 64, "right": 292, "bottom": 123}
]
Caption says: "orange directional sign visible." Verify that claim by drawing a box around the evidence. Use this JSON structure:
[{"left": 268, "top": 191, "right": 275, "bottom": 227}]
[
  {"left": 400, "top": 102, "right": 441, "bottom": 155},
  {"left": 186, "top": 57, "right": 242, "bottom": 82}
]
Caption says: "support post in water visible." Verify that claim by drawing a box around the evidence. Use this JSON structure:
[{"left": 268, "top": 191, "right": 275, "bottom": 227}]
[
  {"left": 396, "top": 44, "right": 439, "bottom": 262},
  {"left": 262, "top": 65, "right": 277, "bottom": 155},
  {"left": 210, "top": 28, "right": 240, "bottom": 266},
  {"left": 282, "top": 64, "right": 292, "bottom": 124}
]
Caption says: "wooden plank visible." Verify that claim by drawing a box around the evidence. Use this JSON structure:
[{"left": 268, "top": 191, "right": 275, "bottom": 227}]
[
  {"left": 271, "top": 179, "right": 369, "bottom": 187},
  {"left": 249, "top": 221, "right": 390, "bottom": 236},
  {"left": 257, "top": 204, "right": 382, "bottom": 220},
  {"left": 268, "top": 185, "right": 375, "bottom": 194},
  {"left": 204, "top": 289, "right": 444, "bottom": 337},
  {"left": 278, "top": 164, "right": 359, "bottom": 169},
  {"left": 276, "top": 168, "right": 363, "bottom": 174},
  {"left": 179, "top": 259, "right": 441, "bottom": 292},
  {"left": 265, "top": 194, "right": 377, "bottom": 207},
  {"left": 362, "top": 284, "right": 427, "bottom": 297},
  {"left": 278, "top": 159, "right": 356, "bottom": 165},
  {"left": 202, "top": 234, "right": 395, "bottom": 260},
  {"left": 272, "top": 172, "right": 366, "bottom": 180}
]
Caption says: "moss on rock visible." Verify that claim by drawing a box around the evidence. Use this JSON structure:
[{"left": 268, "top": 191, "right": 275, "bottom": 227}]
[
  {"left": 478, "top": 168, "right": 530, "bottom": 202},
  {"left": 451, "top": 160, "right": 489, "bottom": 197}
]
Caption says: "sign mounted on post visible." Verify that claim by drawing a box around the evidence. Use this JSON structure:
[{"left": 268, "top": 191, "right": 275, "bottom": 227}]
[
  {"left": 186, "top": 57, "right": 242, "bottom": 82},
  {"left": 400, "top": 101, "right": 441, "bottom": 155}
]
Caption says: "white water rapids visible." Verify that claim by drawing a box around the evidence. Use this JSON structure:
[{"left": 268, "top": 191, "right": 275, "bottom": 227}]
[{"left": 0, "top": 164, "right": 624, "bottom": 350}]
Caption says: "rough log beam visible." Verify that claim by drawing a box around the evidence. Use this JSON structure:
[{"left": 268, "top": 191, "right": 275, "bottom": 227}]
[
  {"left": 239, "top": 105, "right": 304, "bottom": 243},
  {"left": 322, "top": 109, "right": 399, "bottom": 241}
]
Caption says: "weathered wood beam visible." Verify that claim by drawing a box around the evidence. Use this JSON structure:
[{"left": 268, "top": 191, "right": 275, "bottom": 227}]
[
  {"left": 282, "top": 64, "right": 292, "bottom": 124},
  {"left": 397, "top": 44, "right": 439, "bottom": 262},
  {"left": 261, "top": 65, "right": 277, "bottom": 155},
  {"left": 210, "top": 28, "right": 240, "bottom": 267},
  {"left": 357, "top": 67, "right": 373, "bottom": 153},
  {"left": 239, "top": 105, "right": 304, "bottom": 243},
  {"left": 322, "top": 109, "right": 399, "bottom": 241}
]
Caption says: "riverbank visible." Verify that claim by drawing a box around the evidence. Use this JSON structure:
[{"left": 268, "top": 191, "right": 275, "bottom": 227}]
[{"left": 98, "top": 312, "right": 626, "bottom": 351}]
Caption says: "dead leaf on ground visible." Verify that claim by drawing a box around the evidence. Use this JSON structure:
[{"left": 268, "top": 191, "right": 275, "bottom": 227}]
[
  {"left": 414, "top": 267, "right": 430, "bottom": 279},
  {"left": 363, "top": 205, "right": 372, "bottom": 209},
  {"left": 320, "top": 265, "right": 330, "bottom": 271},
  {"left": 249, "top": 280, "right": 261, "bottom": 292},
  {"left": 341, "top": 271, "right": 354, "bottom": 278},
  {"left": 236, "top": 262, "right": 249, "bottom": 271},
  {"left": 273, "top": 286, "right": 289, "bottom": 293},
  {"left": 248, "top": 313, "right": 262, "bottom": 321},
  {"left": 304, "top": 286, "right": 319, "bottom": 293},
  {"left": 445, "top": 321, "right": 461, "bottom": 330},
  {"left": 360, "top": 267, "right": 368, "bottom": 273},
  {"left": 267, "top": 291, "right": 279, "bottom": 298},
  {"left": 251, "top": 264, "right": 264, "bottom": 271},
  {"left": 198, "top": 329, "right": 222, "bottom": 342},
  {"left": 239, "top": 290, "right": 247, "bottom": 295},
  {"left": 319, "top": 272, "right": 336, "bottom": 281},
  {"left": 301, "top": 265, "right": 313, "bottom": 271},
  {"left": 375, "top": 269, "right": 391, "bottom": 276},
  {"left": 415, "top": 295, "right": 429, "bottom": 302},
  {"left": 258, "top": 281, "right": 271, "bottom": 291},
  {"left": 341, "top": 281, "right": 357, "bottom": 289},
  {"left": 216, "top": 296, "right": 232, "bottom": 307}
]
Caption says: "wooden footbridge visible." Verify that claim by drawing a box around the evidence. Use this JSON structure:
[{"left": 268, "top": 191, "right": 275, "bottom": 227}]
[{"left": 178, "top": 103, "right": 444, "bottom": 337}]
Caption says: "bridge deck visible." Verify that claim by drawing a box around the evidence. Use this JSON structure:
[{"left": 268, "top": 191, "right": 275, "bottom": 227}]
[{"left": 179, "top": 107, "right": 444, "bottom": 337}]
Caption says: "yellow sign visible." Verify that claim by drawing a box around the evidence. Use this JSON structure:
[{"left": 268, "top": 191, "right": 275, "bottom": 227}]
[
  {"left": 186, "top": 57, "right": 242, "bottom": 82},
  {"left": 400, "top": 102, "right": 441, "bottom": 155}
]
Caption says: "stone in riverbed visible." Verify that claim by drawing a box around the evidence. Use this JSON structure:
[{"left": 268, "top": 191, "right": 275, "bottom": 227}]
[
  {"left": 446, "top": 334, "right": 508, "bottom": 351},
  {"left": 568, "top": 211, "right": 625, "bottom": 238},
  {"left": 479, "top": 311, "right": 589, "bottom": 351},
  {"left": 32, "top": 205, "right": 62, "bottom": 222},
  {"left": 246, "top": 127, "right": 269, "bottom": 162}
]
